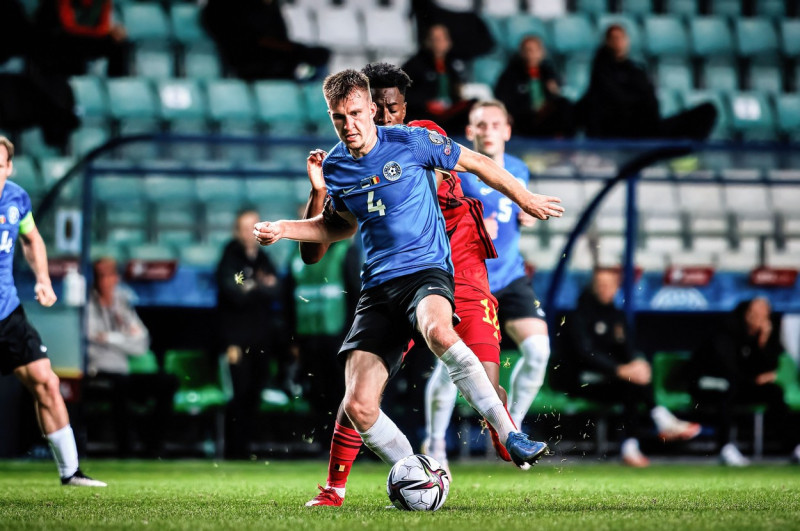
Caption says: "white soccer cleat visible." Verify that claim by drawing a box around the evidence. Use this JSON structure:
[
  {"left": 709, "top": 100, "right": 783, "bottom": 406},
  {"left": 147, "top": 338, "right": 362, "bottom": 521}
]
[
  {"left": 651, "top": 406, "right": 702, "bottom": 441},
  {"left": 61, "top": 469, "right": 107, "bottom": 487},
  {"left": 621, "top": 438, "right": 650, "bottom": 468},
  {"left": 720, "top": 443, "right": 750, "bottom": 467}
]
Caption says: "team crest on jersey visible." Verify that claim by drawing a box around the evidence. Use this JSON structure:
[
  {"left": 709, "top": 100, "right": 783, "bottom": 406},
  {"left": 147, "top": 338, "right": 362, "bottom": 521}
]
[
  {"left": 7, "top": 206, "right": 19, "bottom": 225},
  {"left": 428, "top": 129, "right": 444, "bottom": 145},
  {"left": 383, "top": 161, "right": 402, "bottom": 181}
]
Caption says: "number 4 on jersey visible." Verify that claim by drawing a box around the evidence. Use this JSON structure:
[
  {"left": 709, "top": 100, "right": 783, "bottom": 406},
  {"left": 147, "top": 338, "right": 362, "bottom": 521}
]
[
  {"left": 0, "top": 231, "right": 12, "bottom": 254},
  {"left": 366, "top": 191, "right": 386, "bottom": 216}
]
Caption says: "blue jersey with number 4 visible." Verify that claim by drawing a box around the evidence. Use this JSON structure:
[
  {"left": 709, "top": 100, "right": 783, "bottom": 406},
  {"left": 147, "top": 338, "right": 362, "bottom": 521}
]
[
  {"left": 323, "top": 125, "right": 462, "bottom": 289},
  {"left": 0, "top": 181, "right": 35, "bottom": 320},
  {"left": 460, "top": 153, "right": 529, "bottom": 293}
]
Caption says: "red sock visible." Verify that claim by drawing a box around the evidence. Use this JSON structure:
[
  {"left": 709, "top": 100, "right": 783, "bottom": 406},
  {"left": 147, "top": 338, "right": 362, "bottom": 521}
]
[{"left": 326, "top": 422, "right": 362, "bottom": 489}]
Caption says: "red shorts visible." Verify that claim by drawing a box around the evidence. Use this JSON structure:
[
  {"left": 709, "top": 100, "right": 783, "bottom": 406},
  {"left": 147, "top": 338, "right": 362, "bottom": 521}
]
[{"left": 453, "top": 264, "right": 501, "bottom": 365}]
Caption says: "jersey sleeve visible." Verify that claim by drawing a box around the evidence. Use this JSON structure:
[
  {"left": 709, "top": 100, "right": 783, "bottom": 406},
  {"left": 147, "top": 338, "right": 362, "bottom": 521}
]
[{"left": 405, "top": 126, "right": 462, "bottom": 171}]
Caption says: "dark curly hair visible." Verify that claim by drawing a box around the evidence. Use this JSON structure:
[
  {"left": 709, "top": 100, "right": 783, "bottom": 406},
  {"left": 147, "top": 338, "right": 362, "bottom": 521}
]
[{"left": 361, "top": 62, "right": 413, "bottom": 97}]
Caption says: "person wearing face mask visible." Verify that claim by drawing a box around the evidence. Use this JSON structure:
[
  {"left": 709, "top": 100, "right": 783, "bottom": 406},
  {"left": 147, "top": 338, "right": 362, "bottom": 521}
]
[
  {"left": 494, "top": 35, "right": 575, "bottom": 138},
  {"left": 691, "top": 297, "right": 800, "bottom": 466}
]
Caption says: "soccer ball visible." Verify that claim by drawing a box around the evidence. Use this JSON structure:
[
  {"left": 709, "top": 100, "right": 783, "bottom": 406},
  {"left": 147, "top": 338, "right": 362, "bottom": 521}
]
[{"left": 386, "top": 454, "right": 450, "bottom": 511}]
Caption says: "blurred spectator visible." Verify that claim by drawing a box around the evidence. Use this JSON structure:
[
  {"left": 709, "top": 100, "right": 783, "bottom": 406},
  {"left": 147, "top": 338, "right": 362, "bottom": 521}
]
[
  {"left": 216, "top": 208, "right": 294, "bottom": 458},
  {"left": 402, "top": 24, "right": 474, "bottom": 131},
  {"left": 551, "top": 268, "right": 701, "bottom": 467},
  {"left": 201, "top": 0, "right": 330, "bottom": 81},
  {"left": 579, "top": 24, "right": 716, "bottom": 139},
  {"left": 84, "top": 257, "right": 177, "bottom": 457},
  {"left": 411, "top": 0, "right": 495, "bottom": 61},
  {"left": 690, "top": 298, "right": 800, "bottom": 466},
  {"left": 33, "top": 0, "right": 131, "bottom": 77},
  {"left": 494, "top": 35, "right": 575, "bottom": 138}
]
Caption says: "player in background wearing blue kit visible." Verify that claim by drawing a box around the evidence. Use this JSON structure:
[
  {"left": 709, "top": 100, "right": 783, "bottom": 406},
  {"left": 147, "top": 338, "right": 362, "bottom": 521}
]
[
  {"left": 254, "top": 71, "right": 564, "bottom": 485},
  {"left": 0, "top": 137, "right": 105, "bottom": 486}
]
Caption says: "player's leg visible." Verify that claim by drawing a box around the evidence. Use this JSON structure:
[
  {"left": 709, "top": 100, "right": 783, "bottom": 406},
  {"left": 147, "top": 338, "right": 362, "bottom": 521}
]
[
  {"left": 422, "top": 358, "right": 456, "bottom": 471},
  {"left": 416, "top": 293, "right": 546, "bottom": 468},
  {"left": 14, "top": 359, "right": 105, "bottom": 486},
  {"left": 307, "top": 402, "right": 361, "bottom": 507},
  {"left": 504, "top": 316, "right": 550, "bottom": 429}
]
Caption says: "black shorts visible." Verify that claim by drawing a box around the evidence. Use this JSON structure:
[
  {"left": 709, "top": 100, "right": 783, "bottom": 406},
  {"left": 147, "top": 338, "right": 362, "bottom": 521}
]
[
  {"left": 0, "top": 305, "right": 48, "bottom": 376},
  {"left": 338, "top": 268, "right": 455, "bottom": 378},
  {"left": 493, "top": 276, "right": 546, "bottom": 325}
]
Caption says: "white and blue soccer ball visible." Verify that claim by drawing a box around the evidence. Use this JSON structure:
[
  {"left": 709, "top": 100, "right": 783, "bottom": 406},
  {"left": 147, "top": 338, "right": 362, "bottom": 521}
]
[{"left": 386, "top": 454, "right": 450, "bottom": 511}]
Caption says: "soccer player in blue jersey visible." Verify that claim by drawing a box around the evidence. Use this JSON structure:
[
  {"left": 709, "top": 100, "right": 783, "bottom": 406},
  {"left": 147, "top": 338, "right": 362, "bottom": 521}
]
[
  {"left": 0, "top": 136, "right": 105, "bottom": 487},
  {"left": 254, "top": 70, "right": 563, "bottom": 483}
]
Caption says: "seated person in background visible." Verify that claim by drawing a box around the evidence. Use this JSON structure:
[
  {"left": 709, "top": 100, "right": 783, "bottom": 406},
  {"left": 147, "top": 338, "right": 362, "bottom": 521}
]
[
  {"left": 33, "top": 0, "right": 130, "bottom": 77},
  {"left": 85, "top": 257, "right": 177, "bottom": 457},
  {"left": 402, "top": 24, "right": 474, "bottom": 132},
  {"left": 494, "top": 35, "right": 575, "bottom": 138},
  {"left": 216, "top": 208, "right": 295, "bottom": 459},
  {"left": 690, "top": 298, "right": 800, "bottom": 466},
  {"left": 579, "top": 24, "right": 716, "bottom": 140},
  {"left": 202, "top": 0, "right": 330, "bottom": 81},
  {"left": 551, "top": 268, "right": 700, "bottom": 467}
]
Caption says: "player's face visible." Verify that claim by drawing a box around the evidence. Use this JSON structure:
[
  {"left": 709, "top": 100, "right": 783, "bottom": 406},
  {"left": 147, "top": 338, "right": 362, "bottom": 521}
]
[
  {"left": 371, "top": 87, "right": 406, "bottom": 126},
  {"left": 0, "top": 147, "right": 12, "bottom": 181},
  {"left": 466, "top": 106, "right": 511, "bottom": 158},
  {"left": 328, "top": 89, "right": 378, "bottom": 157}
]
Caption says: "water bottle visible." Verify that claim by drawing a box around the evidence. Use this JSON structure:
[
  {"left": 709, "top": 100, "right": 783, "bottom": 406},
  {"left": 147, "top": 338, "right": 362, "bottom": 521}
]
[{"left": 63, "top": 265, "right": 86, "bottom": 307}]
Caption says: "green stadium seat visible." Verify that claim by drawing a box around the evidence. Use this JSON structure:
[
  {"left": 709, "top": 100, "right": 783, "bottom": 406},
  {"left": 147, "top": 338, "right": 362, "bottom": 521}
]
[
  {"left": 178, "top": 242, "right": 224, "bottom": 268},
  {"left": 164, "top": 350, "right": 228, "bottom": 415},
  {"left": 597, "top": 15, "right": 643, "bottom": 56},
  {"left": 253, "top": 80, "right": 307, "bottom": 137},
  {"left": 780, "top": 21, "right": 800, "bottom": 58},
  {"left": 729, "top": 91, "right": 776, "bottom": 140},
  {"left": 70, "top": 125, "right": 111, "bottom": 157},
  {"left": 480, "top": 15, "right": 507, "bottom": 54},
  {"left": 656, "top": 58, "right": 693, "bottom": 91},
  {"left": 302, "top": 82, "right": 336, "bottom": 138},
  {"left": 105, "top": 227, "right": 147, "bottom": 247},
  {"left": 90, "top": 242, "right": 127, "bottom": 262},
  {"left": 18, "top": 128, "right": 61, "bottom": 160},
  {"left": 120, "top": 3, "right": 171, "bottom": 42},
  {"left": 756, "top": 0, "right": 786, "bottom": 18},
  {"left": 620, "top": 0, "right": 653, "bottom": 17},
  {"left": 690, "top": 17, "right": 734, "bottom": 57},
  {"left": 106, "top": 78, "right": 159, "bottom": 120},
  {"left": 69, "top": 76, "right": 108, "bottom": 124},
  {"left": 564, "top": 55, "right": 591, "bottom": 96},
  {"left": 39, "top": 156, "right": 76, "bottom": 190},
  {"left": 206, "top": 80, "right": 256, "bottom": 125},
  {"left": 681, "top": 90, "right": 732, "bottom": 139},
  {"left": 9, "top": 156, "right": 43, "bottom": 198},
  {"left": 94, "top": 175, "right": 146, "bottom": 203},
  {"left": 127, "top": 243, "right": 177, "bottom": 261},
  {"left": 735, "top": 18, "right": 779, "bottom": 58},
  {"left": 170, "top": 4, "right": 209, "bottom": 45},
  {"left": 157, "top": 79, "right": 207, "bottom": 123},
  {"left": 471, "top": 55, "right": 506, "bottom": 89},
  {"left": 504, "top": 15, "right": 550, "bottom": 54},
  {"left": 157, "top": 229, "right": 195, "bottom": 247},
  {"left": 551, "top": 15, "right": 595, "bottom": 57},
  {"left": 133, "top": 46, "right": 175, "bottom": 79},
  {"left": 652, "top": 351, "right": 693, "bottom": 412},
  {"left": 665, "top": 0, "right": 699, "bottom": 17},
  {"left": 749, "top": 61, "right": 783, "bottom": 94},
  {"left": 643, "top": 16, "right": 689, "bottom": 57},
  {"left": 183, "top": 44, "right": 222, "bottom": 79},
  {"left": 576, "top": 0, "right": 608, "bottom": 16},
  {"left": 195, "top": 176, "right": 246, "bottom": 203},
  {"left": 710, "top": 0, "right": 742, "bottom": 17},
  {"left": 657, "top": 88, "right": 681, "bottom": 118},
  {"left": 775, "top": 94, "right": 800, "bottom": 138},
  {"left": 701, "top": 59, "right": 738, "bottom": 92},
  {"left": 129, "top": 351, "right": 159, "bottom": 374},
  {"left": 776, "top": 354, "right": 800, "bottom": 411},
  {"left": 143, "top": 175, "right": 196, "bottom": 204}
]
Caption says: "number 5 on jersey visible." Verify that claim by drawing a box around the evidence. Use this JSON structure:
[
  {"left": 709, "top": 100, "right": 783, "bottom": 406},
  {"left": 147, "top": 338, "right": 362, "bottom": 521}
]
[{"left": 366, "top": 191, "right": 386, "bottom": 216}]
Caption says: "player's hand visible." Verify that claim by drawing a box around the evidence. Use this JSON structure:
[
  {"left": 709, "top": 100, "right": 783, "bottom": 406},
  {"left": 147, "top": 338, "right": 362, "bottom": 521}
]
[
  {"left": 755, "top": 371, "right": 777, "bottom": 385},
  {"left": 483, "top": 213, "right": 498, "bottom": 239},
  {"left": 518, "top": 210, "right": 537, "bottom": 228},
  {"left": 253, "top": 221, "right": 283, "bottom": 246},
  {"left": 307, "top": 149, "right": 328, "bottom": 191},
  {"left": 617, "top": 359, "right": 651, "bottom": 385},
  {"left": 34, "top": 282, "right": 57, "bottom": 307},
  {"left": 521, "top": 193, "right": 564, "bottom": 220}
]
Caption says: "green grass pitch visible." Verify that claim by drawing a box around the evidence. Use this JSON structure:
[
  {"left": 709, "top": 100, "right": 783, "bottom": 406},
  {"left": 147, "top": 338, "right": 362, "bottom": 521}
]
[{"left": 1, "top": 460, "right": 798, "bottom": 530}]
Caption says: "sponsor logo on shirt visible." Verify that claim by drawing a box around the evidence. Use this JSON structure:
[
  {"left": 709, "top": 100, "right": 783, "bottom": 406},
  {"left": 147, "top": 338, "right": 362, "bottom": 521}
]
[
  {"left": 428, "top": 130, "right": 444, "bottom": 145},
  {"left": 383, "top": 161, "right": 402, "bottom": 181}
]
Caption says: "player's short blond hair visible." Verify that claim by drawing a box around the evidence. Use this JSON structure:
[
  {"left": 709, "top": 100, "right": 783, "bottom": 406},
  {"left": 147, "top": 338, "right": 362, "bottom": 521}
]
[
  {"left": 323, "top": 69, "right": 371, "bottom": 107},
  {"left": 469, "top": 100, "right": 511, "bottom": 124},
  {"left": 0, "top": 136, "right": 14, "bottom": 161}
]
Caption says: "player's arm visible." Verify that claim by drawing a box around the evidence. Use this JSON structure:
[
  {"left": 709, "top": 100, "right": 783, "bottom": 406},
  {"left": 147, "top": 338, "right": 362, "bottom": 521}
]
[
  {"left": 299, "top": 149, "right": 330, "bottom": 265},
  {"left": 453, "top": 146, "right": 565, "bottom": 220},
  {"left": 18, "top": 216, "right": 57, "bottom": 307},
  {"left": 254, "top": 202, "right": 357, "bottom": 247}
]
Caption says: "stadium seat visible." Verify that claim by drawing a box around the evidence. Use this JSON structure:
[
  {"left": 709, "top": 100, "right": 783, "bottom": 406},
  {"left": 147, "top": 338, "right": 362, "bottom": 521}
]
[
  {"left": 643, "top": 16, "right": 689, "bottom": 57},
  {"left": 770, "top": 185, "right": 800, "bottom": 219},
  {"left": 178, "top": 242, "right": 224, "bottom": 268},
  {"left": 105, "top": 227, "right": 147, "bottom": 247},
  {"left": 39, "top": 157, "right": 78, "bottom": 200},
  {"left": 564, "top": 55, "right": 592, "bottom": 96},
  {"left": 710, "top": 0, "right": 742, "bottom": 17},
  {"left": 282, "top": 5, "right": 316, "bottom": 44},
  {"left": 689, "top": 17, "right": 734, "bottom": 57},
  {"left": 597, "top": 15, "right": 643, "bottom": 57},
  {"left": 363, "top": 7, "right": 415, "bottom": 56},
  {"left": 120, "top": 3, "right": 171, "bottom": 42},
  {"left": 680, "top": 90, "right": 732, "bottom": 139},
  {"left": 437, "top": 0, "right": 475, "bottom": 11},
  {"left": 127, "top": 243, "right": 176, "bottom": 261},
  {"left": 253, "top": 80, "right": 306, "bottom": 137},
  {"left": 183, "top": 44, "right": 222, "bottom": 79},
  {"left": 701, "top": 59, "right": 738, "bottom": 92},
  {"left": 735, "top": 18, "right": 779, "bottom": 58},
  {"left": 576, "top": 0, "right": 608, "bottom": 17},
  {"left": 70, "top": 125, "right": 111, "bottom": 157},
  {"left": 652, "top": 352, "right": 693, "bottom": 412},
  {"left": 157, "top": 79, "right": 208, "bottom": 135},
  {"left": 657, "top": 89, "right": 681, "bottom": 118},
  {"left": 749, "top": 61, "right": 783, "bottom": 94},
  {"left": 781, "top": 20, "right": 800, "bottom": 58},
  {"left": 665, "top": 0, "right": 699, "bottom": 18},
  {"left": 315, "top": 6, "right": 364, "bottom": 53},
  {"left": 205, "top": 79, "right": 257, "bottom": 140},
  {"left": 90, "top": 242, "right": 127, "bottom": 263},
  {"left": 729, "top": 92, "right": 776, "bottom": 140},
  {"left": 302, "top": 82, "right": 336, "bottom": 137},
  {"left": 69, "top": 76, "right": 109, "bottom": 124},
  {"left": 504, "top": 15, "right": 551, "bottom": 54},
  {"left": 775, "top": 94, "right": 800, "bottom": 139},
  {"left": 550, "top": 15, "right": 595, "bottom": 57},
  {"left": 157, "top": 229, "right": 196, "bottom": 247},
  {"left": 18, "top": 128, "right": 61, "bottom": 160},
  {"left": 170, "top": 3, "right": 210, "bottom": 45},
  {"left": 620, "top": 0, "right": 654, "bottom": 17},
  {"left": 470, "top": 55, "right": 506, "bottom": 88},
  {"left": 777, "top": 354, "right": 800, "bottom": 411},
  {"left": 527, "top": 0, "right": 566, "bottom": 19},
  {"left": 9, "top": 156, "right": 43, "bottom": 199},
  {"left": 133, "top": 46, "right": 175, "bottom": 79},
  {"left": 128, "top": 351, "right": 159, "bottom": 375},
  {"left": 655, "top": 58, "right": 693, "bottom": 92},
  {"left": 106, "top": 78, "right": 159, "bottom": 121},
  {"left": 480, "top": 15, "right": 507, "bottom": 54},
  {"left": 195, "top": 176, "right": 246, "bottom": 204},
  {"left": 94, "top": 175, "right": 146, "bottom": 203}
]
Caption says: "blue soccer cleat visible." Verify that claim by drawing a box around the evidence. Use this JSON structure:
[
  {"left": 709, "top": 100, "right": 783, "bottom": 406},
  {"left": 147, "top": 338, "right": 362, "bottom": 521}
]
[{"left": 505, "top": 432, "right": 548, "bottom": 469}]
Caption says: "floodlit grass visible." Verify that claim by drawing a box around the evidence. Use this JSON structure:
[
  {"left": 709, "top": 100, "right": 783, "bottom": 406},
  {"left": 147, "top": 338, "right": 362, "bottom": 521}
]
[{"left": 0, "top": 459, "right": 798, "bottom": 530}]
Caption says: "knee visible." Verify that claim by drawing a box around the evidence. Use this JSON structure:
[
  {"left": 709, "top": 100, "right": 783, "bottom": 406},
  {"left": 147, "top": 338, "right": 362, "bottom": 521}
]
[
  {"left": 343, "top": 394, "right": 379, "bottom": 430},
  {"left": 420, "top": 322, "right": 453, "bottom": 355},
  {"left": 34, "top": 371, "right": 61, "bottom": 405}
]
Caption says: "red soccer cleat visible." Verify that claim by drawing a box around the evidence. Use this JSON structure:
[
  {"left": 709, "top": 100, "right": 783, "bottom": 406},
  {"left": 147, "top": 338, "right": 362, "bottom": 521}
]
[
  {"left": 486, "top": 420, "right": 512, "bottom": 462},
  {"left": 305, "top": 484, "right": 343, "bottom": 507}
]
